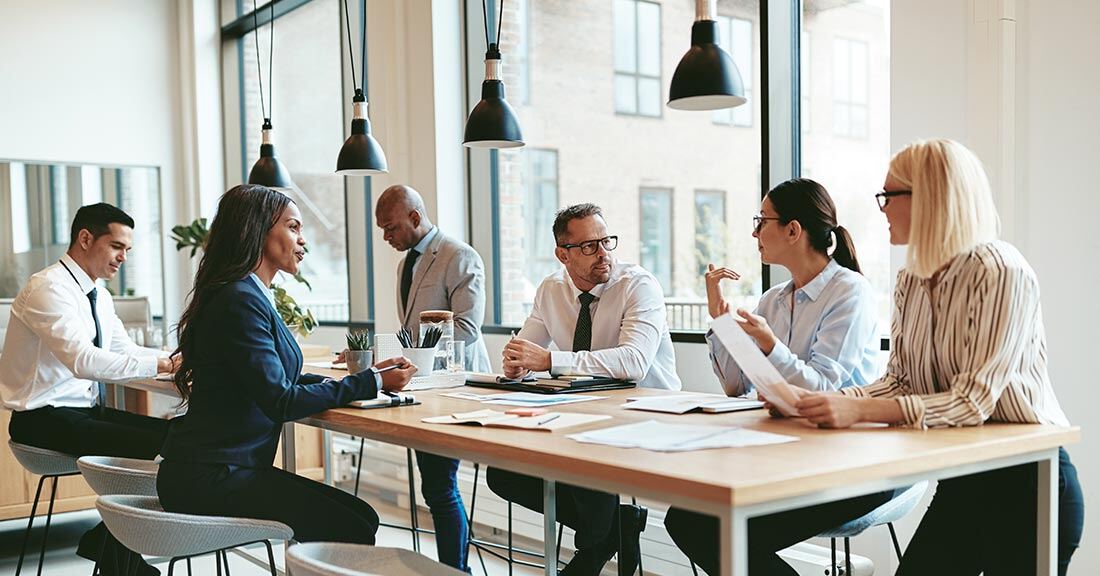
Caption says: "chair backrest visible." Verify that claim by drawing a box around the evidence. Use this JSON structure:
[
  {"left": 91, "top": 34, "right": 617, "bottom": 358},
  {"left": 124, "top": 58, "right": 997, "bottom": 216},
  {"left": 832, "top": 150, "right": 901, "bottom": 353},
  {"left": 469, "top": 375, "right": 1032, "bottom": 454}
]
[
  {"left": 286, "top": 543, "right": 466, "bottom": 576},
  {"left": 113, "top": 296, "right": 152, "bottom": 332},
  {"left": 96, "top": 495, "right": 293, "bottom": 559},
  {"left": 77, "top": 456, "right": 159, "bottom": 496}
]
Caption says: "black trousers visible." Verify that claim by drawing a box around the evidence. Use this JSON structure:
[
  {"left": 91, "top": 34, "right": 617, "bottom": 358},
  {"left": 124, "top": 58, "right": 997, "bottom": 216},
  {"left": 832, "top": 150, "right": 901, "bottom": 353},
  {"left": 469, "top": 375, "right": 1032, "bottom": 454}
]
[
  {"left": 664, "top": 490, "right": 895, "bottom": 575},
  {"left": 485, "top": 467, "right": 619, "bottom": 550},
  {"left": 9, "top": 405, "right": 171, "bottom": 575},
  {"left": 897, "top": 447, "right": 1083, "bottom": 576},
  {"left": 157, "top": 460, "right": 379, "bottom": 545}
]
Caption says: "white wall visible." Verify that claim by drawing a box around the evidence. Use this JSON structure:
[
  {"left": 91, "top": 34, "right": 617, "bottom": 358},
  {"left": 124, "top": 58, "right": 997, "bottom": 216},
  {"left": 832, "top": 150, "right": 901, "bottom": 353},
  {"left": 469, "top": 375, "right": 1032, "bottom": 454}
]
[{"left": 893, "top": 1, "right": 1100, "bottom": 574}]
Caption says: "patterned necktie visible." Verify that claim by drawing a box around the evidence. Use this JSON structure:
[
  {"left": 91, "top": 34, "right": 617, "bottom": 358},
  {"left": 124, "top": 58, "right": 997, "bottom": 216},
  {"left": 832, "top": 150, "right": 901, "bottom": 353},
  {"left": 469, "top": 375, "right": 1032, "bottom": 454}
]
[
  {"left": 401, "top": 249, "right": 420, "bottom": 310},
  {"left": 573, "top": 292, "right": 596, "bottom": 352},
  {"left": 87, "top": 288, "right": 106, "bottom": 405}
]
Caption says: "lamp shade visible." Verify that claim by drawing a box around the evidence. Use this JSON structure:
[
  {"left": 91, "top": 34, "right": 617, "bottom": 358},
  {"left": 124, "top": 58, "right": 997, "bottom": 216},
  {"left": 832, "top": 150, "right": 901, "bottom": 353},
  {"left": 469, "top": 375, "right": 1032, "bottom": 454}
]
[
  {"left": 463, "top": 49, "right": 524, "bottom": 149},
  {"left": 337, "top": 98, "right": 388, "bottom": 175},
  {"left": 248, "top": 125, "right": 295, "bottom": 189},
  {"left": 668, "top": 19, "right": 747, "bottom": 111}
]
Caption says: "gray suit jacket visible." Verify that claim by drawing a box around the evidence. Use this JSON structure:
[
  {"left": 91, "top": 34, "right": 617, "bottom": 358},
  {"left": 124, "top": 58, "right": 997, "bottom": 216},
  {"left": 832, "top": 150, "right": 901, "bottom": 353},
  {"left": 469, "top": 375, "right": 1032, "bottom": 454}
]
[{"left": 396, "top": 230, "right": 491, "bottom": 372}]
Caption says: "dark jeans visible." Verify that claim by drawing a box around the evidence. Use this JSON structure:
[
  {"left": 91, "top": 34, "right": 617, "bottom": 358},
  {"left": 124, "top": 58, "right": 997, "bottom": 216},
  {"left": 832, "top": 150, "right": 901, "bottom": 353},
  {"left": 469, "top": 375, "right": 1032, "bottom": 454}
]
[
  {"left": 157, "top": 459, "right": 378, "bottom": 545},
  {"left": 897, "top": 447, "right": 1083, "bottom": 576},
  {"left": 664, "top": 490, "right": 895, "bottom": 575},
  {"left": 416, "top": 451, "right": 469, "bottom": 572},
  {"left": 9, "top": 405, "right": 171, "bottom": 575},
  {"left": 486, "top": 467, "right": 619, "bottom": 551}
]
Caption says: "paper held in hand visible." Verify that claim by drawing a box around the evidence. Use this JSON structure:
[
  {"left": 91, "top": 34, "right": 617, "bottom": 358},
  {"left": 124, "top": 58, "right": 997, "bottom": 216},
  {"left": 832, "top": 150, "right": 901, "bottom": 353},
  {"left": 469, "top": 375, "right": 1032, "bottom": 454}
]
[{"left": 710, "top": 313, "right": 801, "bottom": 416}]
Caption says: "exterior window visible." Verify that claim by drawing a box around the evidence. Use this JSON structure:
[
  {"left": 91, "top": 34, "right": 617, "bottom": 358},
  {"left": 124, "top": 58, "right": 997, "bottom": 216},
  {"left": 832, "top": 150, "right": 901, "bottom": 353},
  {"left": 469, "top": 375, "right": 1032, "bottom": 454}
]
[
  {"left": 613, "top": 0, "right": 662, "bottom": 117},
  {"left": 713, "top": 16, "right": 753, "bottom": 127},
  {"left": 832, "top": 36, "right": 869, "bottom": 138},
  {"left": 694, "top": 190, "right": 726, "bottom": 293},
  {"left": 523, "top": 149, "right": 560, "bottom": 290},
  {"left": 639, "top": 187, "right": 673, "bottom": 294}
]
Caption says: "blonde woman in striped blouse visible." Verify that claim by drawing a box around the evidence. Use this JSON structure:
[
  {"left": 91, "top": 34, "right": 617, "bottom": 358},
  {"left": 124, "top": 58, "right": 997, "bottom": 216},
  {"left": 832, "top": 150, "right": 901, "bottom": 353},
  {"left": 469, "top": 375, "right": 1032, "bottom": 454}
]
[{"left": 786, "top": 139, "right": 1083, "bottom": 575}]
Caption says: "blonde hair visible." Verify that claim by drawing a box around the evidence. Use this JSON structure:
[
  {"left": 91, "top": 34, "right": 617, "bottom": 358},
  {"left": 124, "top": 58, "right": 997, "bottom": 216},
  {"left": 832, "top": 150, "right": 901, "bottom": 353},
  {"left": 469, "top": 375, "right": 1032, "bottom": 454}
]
[{"left": 888, "top": 139, "right": 1000, "bottom": 278}]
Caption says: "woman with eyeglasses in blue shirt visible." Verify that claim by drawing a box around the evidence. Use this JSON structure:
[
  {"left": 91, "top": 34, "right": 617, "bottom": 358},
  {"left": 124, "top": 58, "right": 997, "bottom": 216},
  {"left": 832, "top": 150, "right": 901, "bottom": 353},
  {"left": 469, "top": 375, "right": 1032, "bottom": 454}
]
[{"left": 665, "top": 177, "right": 888, "bottom": 575}]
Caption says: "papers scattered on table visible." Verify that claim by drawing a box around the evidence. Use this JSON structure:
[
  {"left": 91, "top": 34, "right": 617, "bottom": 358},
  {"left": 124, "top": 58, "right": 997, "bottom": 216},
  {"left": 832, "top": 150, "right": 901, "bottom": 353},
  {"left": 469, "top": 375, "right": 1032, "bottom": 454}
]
[
  {"left": 710, "top": 314, "right": 802, "bottom": 416},
  {"left": 304, "top": 361, "right": 346, "bottom": 370},
  {"left": 622, "top": 394, "right": 764, "bottom": 414},
  {"left": 441, "top": 391, "right": 606, "bottom": 407},
  {"left": 567, "top": 420, "right": 798, "bottom": 452},
  {"left": 405, "top": 373, "right": 467, "bottom": 391},
  {"left": 423, "top": 409, "right": 610, "bottom": 431}
]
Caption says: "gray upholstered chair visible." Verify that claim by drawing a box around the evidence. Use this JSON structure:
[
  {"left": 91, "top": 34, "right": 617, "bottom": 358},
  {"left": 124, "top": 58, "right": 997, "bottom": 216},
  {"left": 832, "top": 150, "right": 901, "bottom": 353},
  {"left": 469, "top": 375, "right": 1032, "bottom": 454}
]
[
  {"left": 817, "top": 481, "right": 929, "bottom": 575},
  {"left": 8, "top": 440, "right": 80, "bottom": 576},
  {"left": 77, "top": 455, "right": 159, "bottom": 497},
  {"left": 95, "top": 494, "right": 293, "bottom": 576},
  {"left": 286, "top": 542, "right": 466, "bottom": 576}
]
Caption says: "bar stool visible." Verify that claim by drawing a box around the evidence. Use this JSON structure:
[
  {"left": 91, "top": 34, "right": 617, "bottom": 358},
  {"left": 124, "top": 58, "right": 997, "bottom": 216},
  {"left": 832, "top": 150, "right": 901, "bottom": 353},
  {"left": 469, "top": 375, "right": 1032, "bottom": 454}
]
[
  {"left": 7, "top": 440, "right": 80, "bottom": 576},
  {"left": 817, "top": 482, "right": 929, "bottom": 575},
  {"left": 77, "top": 456, "right": 160, "bottom": 574},
  {"left": 286, "top": 542, "right": 466, "bottom": 575},
  {"left": 95, "top": 495, "right": 293, "bottom": 576}
]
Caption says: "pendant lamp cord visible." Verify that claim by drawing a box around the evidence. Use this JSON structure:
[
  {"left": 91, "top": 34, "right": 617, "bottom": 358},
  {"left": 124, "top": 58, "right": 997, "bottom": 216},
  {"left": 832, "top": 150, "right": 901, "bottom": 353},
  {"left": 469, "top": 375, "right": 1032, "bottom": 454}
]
[
  {"left": 342, "top": 0, "right": 358, "bottom": 92},
  {"left": 480, "top": 0, "right": 506, "bottom": 48},
  {"left": 252, "top": 0, "right": 275, "bottom": 124}
]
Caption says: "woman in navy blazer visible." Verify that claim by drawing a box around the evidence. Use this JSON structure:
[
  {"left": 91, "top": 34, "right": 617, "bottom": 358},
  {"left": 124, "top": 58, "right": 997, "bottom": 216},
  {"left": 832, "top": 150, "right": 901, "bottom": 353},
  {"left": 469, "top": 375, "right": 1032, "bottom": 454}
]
[{"left": 157, "top": 184, "right": 416, "bottom": 544}]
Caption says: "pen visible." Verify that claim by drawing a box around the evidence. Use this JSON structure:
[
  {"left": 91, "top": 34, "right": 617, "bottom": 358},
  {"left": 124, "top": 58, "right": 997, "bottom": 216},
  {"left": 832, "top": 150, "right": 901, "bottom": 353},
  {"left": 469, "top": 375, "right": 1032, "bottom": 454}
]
[
  {"left": 374, "top": 363, "right": 405, "bottom": 374},
  {"left": 510, "top": 330, "right": 516, "bottom": 340},
  {"left": 536, "top": 414, "right": 560, "bottom": 426}
]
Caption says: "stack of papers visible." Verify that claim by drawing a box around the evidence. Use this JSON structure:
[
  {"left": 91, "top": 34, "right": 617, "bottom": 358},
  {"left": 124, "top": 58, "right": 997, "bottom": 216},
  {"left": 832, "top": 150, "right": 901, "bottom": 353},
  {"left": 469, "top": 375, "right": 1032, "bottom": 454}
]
[
  {"left": 710, "top": 314, "right": 803, "bottom": 416},
  {"left": 567, "top": 420, "right": 798, "bottom": 452},
  {"left": 423, "top": 409, "right": 610, "bottom": 431},
  {"left": 622, "top": 394, "right": 764, "bottom": 414},
  {"left": 441, "top": 391, "right": 605, "bottom": 407}
]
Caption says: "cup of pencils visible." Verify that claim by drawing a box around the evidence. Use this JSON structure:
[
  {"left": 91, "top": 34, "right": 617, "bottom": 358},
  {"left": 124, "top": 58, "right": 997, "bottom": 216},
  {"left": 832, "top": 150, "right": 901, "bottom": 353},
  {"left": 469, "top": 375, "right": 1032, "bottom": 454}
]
[{"left": 398, "top": 326, "right": 441, "bottom": 376}]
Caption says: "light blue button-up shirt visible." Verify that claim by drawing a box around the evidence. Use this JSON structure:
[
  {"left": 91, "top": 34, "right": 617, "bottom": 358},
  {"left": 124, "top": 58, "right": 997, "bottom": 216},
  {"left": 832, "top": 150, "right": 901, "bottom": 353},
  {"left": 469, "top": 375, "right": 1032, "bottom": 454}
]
[
  {"left": 706, "top": 259, "right": 882, "bottom": 394},
  {"left": 248, "top": 273, "right": 277, "bottom": 311},
  {"left": 409, "top": 226, "right": 439, "bottom": 273}
]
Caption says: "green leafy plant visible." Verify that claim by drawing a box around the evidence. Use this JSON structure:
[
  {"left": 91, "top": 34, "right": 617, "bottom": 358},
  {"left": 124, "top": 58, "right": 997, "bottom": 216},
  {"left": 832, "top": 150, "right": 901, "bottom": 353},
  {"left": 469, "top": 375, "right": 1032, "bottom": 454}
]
[
  {"left": 345, "top": 329, "right": 372, "bottom": 351},
  {"left": 172, "top": 217, "right": 317, "bottom": 337}
]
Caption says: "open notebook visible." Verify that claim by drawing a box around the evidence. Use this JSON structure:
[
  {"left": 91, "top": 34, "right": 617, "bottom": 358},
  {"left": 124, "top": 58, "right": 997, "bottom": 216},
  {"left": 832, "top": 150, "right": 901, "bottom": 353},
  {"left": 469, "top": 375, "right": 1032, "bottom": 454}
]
[
  {"left": 422, "top": 409, "right": 610, "bottom": 431},
  {"left": 622, "top": 394, "right": 764, "bottom": 414}
]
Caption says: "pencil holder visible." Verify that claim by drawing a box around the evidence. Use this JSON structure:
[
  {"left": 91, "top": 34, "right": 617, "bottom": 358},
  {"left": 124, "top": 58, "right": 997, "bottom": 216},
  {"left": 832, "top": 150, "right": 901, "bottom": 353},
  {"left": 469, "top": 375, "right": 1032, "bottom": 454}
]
[{"left": 402, "top": 346, "right": 437, "bottom": 377}]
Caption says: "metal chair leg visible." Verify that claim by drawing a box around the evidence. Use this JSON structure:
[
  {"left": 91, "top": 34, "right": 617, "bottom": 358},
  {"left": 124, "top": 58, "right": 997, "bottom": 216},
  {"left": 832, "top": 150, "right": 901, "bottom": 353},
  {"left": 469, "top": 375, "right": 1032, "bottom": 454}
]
[
  {"left": 556, "top": 522, "right": 564, "bottom": 568},
  {"left": 167, "top": 557, "right": 178, "bottom": 576},
  {"left": 887, "top": 522, "right": 903, "bottom": 559},
  {"left": 353, "top": 437, "right": 365, "bottom": 498},
  {"left": 632, "top": 496, "right": 644, "bottom": 576},
  {"left": 223, "top": 550, "right": 232, "bottom": 576},
  {"left": 843, "top": 537, "right": 851, "bottom": 576},
  {"left": 690, "top": 562, "right": 699, "bottom": 576},
  {"left": 215, "top": 549, "right": 222, "bottom": 576},
  {"left": 35, "top": 475, "right": 60, "bottom": 576},
  {"left": 466, "top": 463, "right": 489, "bottom": 576},
  {"left": 187, "top": 557, "right": 192, "bottom": 576},
  {"left": 830, "top": 537, "right": 837, "bottom": 575},
  {"left": 15, "top": 475, "right": 46, "bottom": 576},
  {"left": 405, "top": 448, "right": 421, "bottom": 553},
  {"left": 507, "top": 502, "right": 514, "bottom": 576},
  {"left": 264, "top": 540, "right": 277, "bottom": 576}
]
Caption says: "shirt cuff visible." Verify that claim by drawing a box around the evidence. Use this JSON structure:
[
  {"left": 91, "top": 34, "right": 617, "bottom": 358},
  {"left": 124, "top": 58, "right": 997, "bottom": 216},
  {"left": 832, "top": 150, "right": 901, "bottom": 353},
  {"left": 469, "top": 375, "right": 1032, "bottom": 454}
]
[
  {"left": 368, "top": 367, "right": 383, "bottom": 393},
  {"left": 765, "top": 340, "right": 796, "bottom": 372},
  {"left": 550, "top": 350, "right": 574, "bottom": 376},
  {"left": 839, "top": 386, "right": 867, "bottom": 398},
  {"left": 140, "top": 356, "right": 159, "bottom": 377},
  {"left": 896, "top": 396, "right": 925, "bottom": 429}
]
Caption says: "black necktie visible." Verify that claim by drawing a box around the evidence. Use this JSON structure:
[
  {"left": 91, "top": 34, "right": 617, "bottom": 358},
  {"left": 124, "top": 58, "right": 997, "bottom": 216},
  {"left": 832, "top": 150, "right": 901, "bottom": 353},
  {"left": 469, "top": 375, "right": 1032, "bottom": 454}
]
[
  {"left": 573, "top": 292, "right": 596, "bottom": 352},
  {"left": 87, "top": 288, "right": 106, "bottom": 405},
  {"left": 401, "top": 249, "right": 420, "bottom": 310}
]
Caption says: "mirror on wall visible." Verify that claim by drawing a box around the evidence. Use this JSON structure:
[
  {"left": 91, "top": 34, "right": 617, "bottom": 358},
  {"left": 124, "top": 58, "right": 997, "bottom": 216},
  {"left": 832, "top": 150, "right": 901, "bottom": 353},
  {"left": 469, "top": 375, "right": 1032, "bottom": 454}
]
[{"left": 0, "top": 161, "right": 166, "bottom": 327}]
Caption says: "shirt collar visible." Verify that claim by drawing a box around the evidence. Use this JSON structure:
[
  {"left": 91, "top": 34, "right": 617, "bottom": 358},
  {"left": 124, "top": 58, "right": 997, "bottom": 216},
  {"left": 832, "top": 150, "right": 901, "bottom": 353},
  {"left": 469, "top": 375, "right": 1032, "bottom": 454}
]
[
  {"left": 59, "top": 253, "right": 96, "bottom": 295},
  {"left": 248, "top": 273, "right": 278, "bottom": 310},
  {"left": 412, "top": 226, "right": 439, "bottom": 255},
  {"left": 797, "top": 259, "right": 842, "bottom": 302}
]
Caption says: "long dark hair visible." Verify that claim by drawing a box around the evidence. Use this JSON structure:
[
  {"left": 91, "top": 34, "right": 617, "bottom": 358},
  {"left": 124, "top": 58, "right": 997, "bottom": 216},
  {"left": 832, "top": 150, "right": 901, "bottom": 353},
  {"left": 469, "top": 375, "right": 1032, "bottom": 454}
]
[
  {"left": 767, "top": 178, "right": 862, "bottom": 274},
  {"left": 171, "top": 185, "right": 291, "bottom": 401}
]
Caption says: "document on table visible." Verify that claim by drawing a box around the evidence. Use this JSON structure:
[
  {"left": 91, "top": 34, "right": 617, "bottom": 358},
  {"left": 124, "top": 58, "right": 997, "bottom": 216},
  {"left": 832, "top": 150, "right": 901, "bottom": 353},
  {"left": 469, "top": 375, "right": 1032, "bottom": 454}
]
[
  {"left": 622, "top": 394, "right": 764, "bottom": 414},
  {"left": 305, "top": 361, "right": 346, "bottom": 370},
  {"left": 568, "top": 420, "right": 798, "bottom": 452},
  {"left": 441, "top": 391, "right": 606, "bottom": 407},
  {"left": 405, "top": 373, "right": 466, "bottom": 391},
  {"left": 422, "top": 409, "right": 611, "bottom": 431},
  {"left": 710, "top": 313, "right": 801, "bottom": 416}
]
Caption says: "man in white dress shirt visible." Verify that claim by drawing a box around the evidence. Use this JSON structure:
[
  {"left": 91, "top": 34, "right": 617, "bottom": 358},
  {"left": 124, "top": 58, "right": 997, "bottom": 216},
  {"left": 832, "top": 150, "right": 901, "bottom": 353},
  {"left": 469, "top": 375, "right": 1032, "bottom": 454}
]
[
  {"left": 0, "top": 203, "right": 176, "bottom": 575},
  {"left": 489, "top": 203, "right": 680, "bottom": 576}
]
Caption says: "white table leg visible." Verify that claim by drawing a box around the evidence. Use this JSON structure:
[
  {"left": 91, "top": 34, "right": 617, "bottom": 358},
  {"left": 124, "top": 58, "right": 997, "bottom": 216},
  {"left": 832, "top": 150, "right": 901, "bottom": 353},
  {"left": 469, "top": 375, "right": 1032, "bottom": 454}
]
[
  {"left": 543, "top": 480, "right": 557, "bottom": 576},
  {"left": 1037, "top": 448, "right": 1058, "bottom": 575},
  {"left": 719, "top": 506, "right": 749, "bottom": 575},
  {"left": 282, "top": 422, "right": 297, "bottom": 473}
]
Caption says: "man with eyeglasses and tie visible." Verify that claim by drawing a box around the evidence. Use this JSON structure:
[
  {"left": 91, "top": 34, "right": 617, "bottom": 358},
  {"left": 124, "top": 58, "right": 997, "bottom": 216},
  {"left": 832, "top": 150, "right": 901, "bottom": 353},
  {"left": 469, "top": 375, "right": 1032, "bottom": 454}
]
[
  {"left": 0, "top": 203, "right": 177, "bottom": 575},
  {"left": 488, "top": 203, "right": 680, "bottom": 576}
]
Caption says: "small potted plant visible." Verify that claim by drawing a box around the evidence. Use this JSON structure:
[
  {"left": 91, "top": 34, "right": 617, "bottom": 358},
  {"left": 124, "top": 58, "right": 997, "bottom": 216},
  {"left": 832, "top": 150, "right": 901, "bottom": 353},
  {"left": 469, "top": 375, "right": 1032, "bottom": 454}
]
[{"left": 344, "top": 330, "right": 373, "bottom": 374}]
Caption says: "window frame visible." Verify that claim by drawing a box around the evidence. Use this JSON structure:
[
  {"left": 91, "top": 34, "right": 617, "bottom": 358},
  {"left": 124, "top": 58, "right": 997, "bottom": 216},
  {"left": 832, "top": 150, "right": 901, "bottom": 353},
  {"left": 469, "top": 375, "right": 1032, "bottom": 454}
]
[
  {"left": 712, "top": 14, "right": 754, "bottom": 128},
  {"left": 831, "top": 35, "right": 870, "bottom": 139},
  {"left": 613, "top": 0, "right": 664, "bottom": 118},
  {"left": 638, "top": 186, "right": 675, "bottom": 295}
]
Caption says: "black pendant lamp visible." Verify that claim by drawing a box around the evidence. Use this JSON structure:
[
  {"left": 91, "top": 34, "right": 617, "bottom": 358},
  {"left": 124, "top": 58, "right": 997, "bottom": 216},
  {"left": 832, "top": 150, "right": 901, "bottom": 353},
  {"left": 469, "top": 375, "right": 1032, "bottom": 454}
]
[
  {"left": 336, "top": 0, "right": 387, "bottom": 175},
  {"left": 463, "top": 0, "right": 524, "bottom": 148},
  {"left": 668, "top": 0, "right": 747, "bottom": 111},
  {"left": 247, "top": 0, "right": 295, "bottom": 189}
]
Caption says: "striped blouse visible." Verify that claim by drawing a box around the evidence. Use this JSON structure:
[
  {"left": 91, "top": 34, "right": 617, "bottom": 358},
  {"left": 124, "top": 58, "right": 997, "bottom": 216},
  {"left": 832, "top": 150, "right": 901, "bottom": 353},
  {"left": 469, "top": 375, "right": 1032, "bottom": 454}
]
[{"left": 840, "top": 241, "right": 1070, "bottom": 429}]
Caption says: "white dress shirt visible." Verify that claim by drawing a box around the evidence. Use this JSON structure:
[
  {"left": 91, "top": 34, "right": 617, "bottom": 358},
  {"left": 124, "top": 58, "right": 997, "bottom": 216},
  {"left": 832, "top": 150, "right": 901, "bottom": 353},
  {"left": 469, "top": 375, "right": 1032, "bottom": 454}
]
[
  {"left": 516, "top": 260, "right": 681, "bottom": 390},
  {"left": 0, "top": 254, "right": 162, "bottom": 411},
  {"left": 706, "top": 259, "right": 882, "bottom": 394}
]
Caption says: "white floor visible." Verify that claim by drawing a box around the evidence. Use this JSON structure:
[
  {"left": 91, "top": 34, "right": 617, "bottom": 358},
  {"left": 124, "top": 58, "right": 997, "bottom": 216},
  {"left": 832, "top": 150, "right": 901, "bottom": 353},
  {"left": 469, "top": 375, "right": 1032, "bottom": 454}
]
[{"left": 0, "top": 504, "right": 583, "bottom": 576}]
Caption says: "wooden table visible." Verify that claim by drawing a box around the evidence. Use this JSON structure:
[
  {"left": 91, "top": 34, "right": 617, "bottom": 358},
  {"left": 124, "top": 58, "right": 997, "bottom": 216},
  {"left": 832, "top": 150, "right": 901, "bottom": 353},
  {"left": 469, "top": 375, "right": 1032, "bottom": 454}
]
[{"left": 299, "top": 365, "right": 1077, "bottom": 576}]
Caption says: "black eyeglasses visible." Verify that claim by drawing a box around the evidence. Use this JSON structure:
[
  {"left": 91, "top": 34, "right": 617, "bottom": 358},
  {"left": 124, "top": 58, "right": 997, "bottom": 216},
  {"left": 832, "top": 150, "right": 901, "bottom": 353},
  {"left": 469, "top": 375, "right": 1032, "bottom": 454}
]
[
  {"left": 558, "top": 235, "right": 618, "bottom": 256},
  {"left": 752, "top": 215, "right": 781, "bottom": 234},
  {"left": 875, "top": 190, "right": 912, "bottom": 210}
]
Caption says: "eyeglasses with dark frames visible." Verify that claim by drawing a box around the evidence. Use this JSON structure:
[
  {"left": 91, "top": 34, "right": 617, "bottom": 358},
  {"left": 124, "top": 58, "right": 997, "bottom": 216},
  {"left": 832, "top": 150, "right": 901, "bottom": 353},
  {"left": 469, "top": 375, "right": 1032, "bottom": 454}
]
[
  {"left": 752, "top": 215, "right": 782, "bottom": 234},
  {"left": 875, "top": 190, "right": 912, "bottom": 210},
  {"left": 558, "top": 235, "right": 619, "bottom": 256}
]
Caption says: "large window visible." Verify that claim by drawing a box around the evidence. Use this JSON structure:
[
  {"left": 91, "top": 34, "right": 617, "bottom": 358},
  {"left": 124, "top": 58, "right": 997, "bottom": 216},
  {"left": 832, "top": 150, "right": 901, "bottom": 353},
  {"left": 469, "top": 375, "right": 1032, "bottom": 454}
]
[
  {"left": 694, "top": 189, "right": 726, "bottom": 293},
  {"left": 482, "top": 0, "right": 763, "bottom": 330},
  {"left": 613, "top": 0, "right": 662, "bottom": 117},
  {"left": 802, "top": 1, "right": 890, "bottom": 329},
  {"left": 639, "top": 187, "right": 673, "bottom": 294},
  {"left": 713, "top": 16, "right": 753, "bottom": 127},
  {"left": 229, "top": 0, "right": 351, "bottom": 323}
]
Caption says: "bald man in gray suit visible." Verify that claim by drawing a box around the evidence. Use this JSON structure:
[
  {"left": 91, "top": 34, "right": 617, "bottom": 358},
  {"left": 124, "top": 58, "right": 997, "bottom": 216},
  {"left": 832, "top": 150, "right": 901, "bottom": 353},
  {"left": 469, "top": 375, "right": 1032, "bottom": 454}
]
[{"left": 375, "top": 184, "right": 489, "bottom": 571}]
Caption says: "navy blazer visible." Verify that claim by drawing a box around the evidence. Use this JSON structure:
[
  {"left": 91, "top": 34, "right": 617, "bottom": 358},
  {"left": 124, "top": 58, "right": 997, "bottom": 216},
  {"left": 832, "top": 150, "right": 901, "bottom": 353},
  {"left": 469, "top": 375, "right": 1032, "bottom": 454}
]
[{"left": 160, "top": 277, "right": 377, "bottom": 468}]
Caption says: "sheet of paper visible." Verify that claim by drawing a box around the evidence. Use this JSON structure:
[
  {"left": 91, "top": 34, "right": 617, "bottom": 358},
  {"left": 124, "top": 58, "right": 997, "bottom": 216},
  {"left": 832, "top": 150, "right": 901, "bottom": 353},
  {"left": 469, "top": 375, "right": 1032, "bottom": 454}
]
[
  {"left": 405, "top": 373, "right": 466, "bottom": 391},
  {"left": 709, "top": 314, "right": 801, "bottom": 416},
  {"left": 621, "top": 395, "right": 715, "bottom": 414},
  {"left": 481, "top": 392, "right": 605, "bottom": 407},
  {"left": 422, "top": 410, "right": 611, "bottom": 431},
  {"left": 304, "top": 361, "right": 344, "bottom": 369},
  {"left": 567, "top": 420, "right": 798, "bottom": 452}
]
